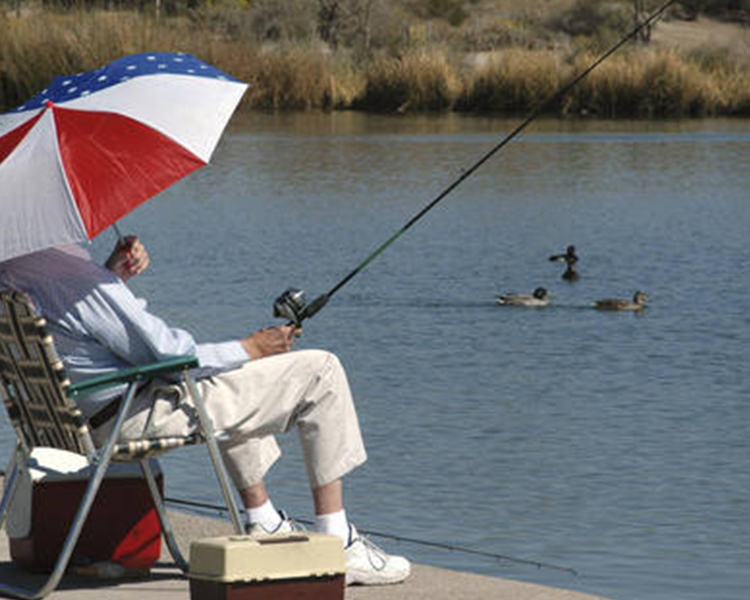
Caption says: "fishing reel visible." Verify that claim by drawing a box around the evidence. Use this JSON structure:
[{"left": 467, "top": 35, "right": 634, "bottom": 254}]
[
  {"left": 273, "top": 288, "right": 307, "bottom": 327},
  {"left": 273, "top": 288, "right": 329, "bottom": 328}
]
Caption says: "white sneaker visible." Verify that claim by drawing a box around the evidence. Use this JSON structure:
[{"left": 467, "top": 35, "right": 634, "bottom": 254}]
[
  {"left": 245, "top": 510, "right": 304, "bottom": 536},
  {"left": 344, "top": 524, "right": 411, "bottom": 586}
]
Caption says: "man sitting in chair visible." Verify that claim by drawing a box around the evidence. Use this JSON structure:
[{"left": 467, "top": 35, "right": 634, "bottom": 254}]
[{"left": 0, "top": 237, "right": 410, "bottom": 587}]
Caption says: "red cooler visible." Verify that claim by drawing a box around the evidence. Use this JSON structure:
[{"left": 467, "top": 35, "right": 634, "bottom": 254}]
[{"left": 6, "top": 447, "right": 163, "bottom": 572}]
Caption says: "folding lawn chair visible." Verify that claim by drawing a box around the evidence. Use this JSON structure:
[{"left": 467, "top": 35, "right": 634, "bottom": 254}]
[{"left": 0, "top": 290, "right": 245, "bottom": 599}]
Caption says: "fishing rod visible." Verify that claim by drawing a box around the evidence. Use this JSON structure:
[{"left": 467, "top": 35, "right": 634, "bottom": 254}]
[
  {"left": 273, "top": 0, "right": 678, "bottom": 327},
  {"left": 164, "top": 495, "right": 578, "bottom": 576}
]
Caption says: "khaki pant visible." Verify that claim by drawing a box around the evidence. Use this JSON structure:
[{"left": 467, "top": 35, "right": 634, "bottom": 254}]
[{"left": 98, "top": 349, "right": 367, "bottom": 491}]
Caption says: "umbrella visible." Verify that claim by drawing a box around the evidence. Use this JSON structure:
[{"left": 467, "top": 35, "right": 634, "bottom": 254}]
[{"left": 0, "top": 52, "right": 247, "bottom": 262}]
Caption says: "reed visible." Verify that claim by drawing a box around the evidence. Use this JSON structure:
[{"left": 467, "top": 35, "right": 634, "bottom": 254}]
[
  {"left": 456, "top": 49, "right": 564, "bottom": 113},
  {"left": 561, "top": 52, "right": 643, "bottom": 118},
  {"left": 700, "top": 53, "right": 750, "bottom": 116},
  {"left": 356, "top": 50, "right": 461, "bottom": 112},
  {"left": 563, "top": 49, "right": 727, "bottom": 118},
  {"left": 242, "top": 45, "right": 362, "bottom": 110},
  {"left": 720, "top": 69, "right": 750, "bottom": 116},
  {"left": 633, "top": 49, "right": 719, "bottom": 117},
  {"left": 0, "top": 10, "right": 360, "bottom": 112},
  {"left": 0, "top": 11, "right": 200, "bottom": 108}
]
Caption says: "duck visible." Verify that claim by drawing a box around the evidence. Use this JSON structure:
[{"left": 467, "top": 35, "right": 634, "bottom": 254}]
[
  {"left": 593, "top": 290, "right": 649, "bottom": 311},
  {"left": 561, "top": 265, "right": 580, "bottom": 281},
  {"left": 496, "top": 287, "right": 551, "bottom": 307},
  {"left": 549, "top": 245, "right": 580, "bottom": 281}
]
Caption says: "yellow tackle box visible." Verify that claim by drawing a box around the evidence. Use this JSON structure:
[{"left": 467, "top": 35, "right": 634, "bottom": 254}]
[{"left": 189, "top": 532, "right": 345, "bottom": 600}]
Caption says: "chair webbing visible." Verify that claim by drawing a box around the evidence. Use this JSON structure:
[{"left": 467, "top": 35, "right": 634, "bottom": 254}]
[
  {"left": 112, "top": 433, "right": 204, "bottom": 460},
  {"left": 0, "top": 291, "right": 90, "bottom": 455}
]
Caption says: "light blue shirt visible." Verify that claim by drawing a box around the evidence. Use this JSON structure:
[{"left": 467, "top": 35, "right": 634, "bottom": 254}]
[{"left": 0, "top": 244, "right": 248, "bottom": 414}]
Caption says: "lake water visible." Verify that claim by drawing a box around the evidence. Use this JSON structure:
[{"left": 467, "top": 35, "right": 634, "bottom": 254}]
[{"left": 2, "top": 112, "right": 749, "bottom": 600}]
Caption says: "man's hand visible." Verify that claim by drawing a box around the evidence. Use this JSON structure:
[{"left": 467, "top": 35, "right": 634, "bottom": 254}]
[
  {"left": 105, "top": 235, "right": 150, "bottom": 282},
  {"left": 241, "top": 326, "right": 300, "bottom": 360}
]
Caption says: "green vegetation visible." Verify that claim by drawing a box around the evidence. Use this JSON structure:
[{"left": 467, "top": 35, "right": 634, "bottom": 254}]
[{"left": 1, "top": 0, "right": 749, "bottom": 116}]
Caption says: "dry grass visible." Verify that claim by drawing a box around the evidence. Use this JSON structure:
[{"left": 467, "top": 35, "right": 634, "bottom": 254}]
[
  {"left": 1, "top": 8, "right": 749, "bottom": 117},
  {"left": 357, "top": 50, "right": 462, "bottom": 112},
  {"left": 713, "top": 62, "right": 750, "bottom": 116},
  {"left": 564, "top": 49, "right": 720, "bottom": 117},
  {"left": 240, "top": 44, "right": 363, "bottom": 110},
  {"left": 0, "top": 11, "right": 361, "bottom": 112},
  {"left": 0, "top": 11, "right": 199, "bottom": 107},
  {"left": 635, "top": 50, "right": 720, "bottom": 117},
  {"left": 456, "top": 49, "right": 564, "bottom": 113}
]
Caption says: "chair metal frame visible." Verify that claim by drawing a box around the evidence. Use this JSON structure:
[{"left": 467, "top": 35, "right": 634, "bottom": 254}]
[{"left": 0, "top": 290, "right": 244, "bottom": 599}]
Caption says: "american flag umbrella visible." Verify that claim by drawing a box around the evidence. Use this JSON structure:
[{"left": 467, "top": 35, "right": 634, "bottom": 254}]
[{"left": 0, "top": 52, "right": 247, "bottom": 262}]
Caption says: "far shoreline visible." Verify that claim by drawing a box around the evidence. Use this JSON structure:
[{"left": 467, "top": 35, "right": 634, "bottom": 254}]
[{"left": 1, "top": 8, "right": 749, "bottom": 119}]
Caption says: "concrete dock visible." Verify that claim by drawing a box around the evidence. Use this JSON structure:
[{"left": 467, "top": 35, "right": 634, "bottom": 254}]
[{"left": 0, "top": 505, "right": 612, "bottom": 600}]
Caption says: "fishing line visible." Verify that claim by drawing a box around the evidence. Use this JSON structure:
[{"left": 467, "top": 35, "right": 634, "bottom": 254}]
[
  {"left": 0, "top": 469, "right": 574, "bottom": 575},
  {"left": 164, "top": 495, "right": 578, "bottom": 576},
  {"left": 273, "top": 0, "right": 678, "bottom": 326}
]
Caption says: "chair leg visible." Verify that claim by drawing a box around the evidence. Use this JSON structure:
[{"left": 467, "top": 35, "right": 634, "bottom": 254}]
[
  {"left": 0, "top": 462, "right": 20, "bottom": 532},
  {"left": 183, "top": 373, "right": 245, "bottom": 534},
  {"left": 0, "top": 455, "right": 112, "bottom": 600},
  {"left": 138, "top": 459, "right": 188, "bottom": 573},
  {"left": 0, "top": 380, "right": 140, "bottom": 599}
]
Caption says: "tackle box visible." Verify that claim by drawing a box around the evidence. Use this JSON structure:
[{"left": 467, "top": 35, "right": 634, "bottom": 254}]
[{"left": 189, "top": 532, "right": 345, "bottom": 600}]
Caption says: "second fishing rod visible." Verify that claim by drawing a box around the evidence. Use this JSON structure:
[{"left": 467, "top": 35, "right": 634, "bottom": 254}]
[{"left": 272, "top": 0, "right": 678, "bottom": 327}]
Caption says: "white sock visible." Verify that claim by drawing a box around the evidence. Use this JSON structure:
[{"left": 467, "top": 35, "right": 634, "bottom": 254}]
[
  {"left": 315, "top": 509, "right": 349, "bottom": 543},
  {"left": 247, "top": 499, "right": 282, "bottom": 532}
]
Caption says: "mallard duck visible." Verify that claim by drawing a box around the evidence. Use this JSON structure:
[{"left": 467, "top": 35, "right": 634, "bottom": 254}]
[
  {"left": 549, "top": 245, "right": 580, "bottom": 281},
  {"left": 496, "top": 287, "right": 551, "bottom": 307},
  {"left": 593, "top": 290, "right": 649, "bottom": 311}
]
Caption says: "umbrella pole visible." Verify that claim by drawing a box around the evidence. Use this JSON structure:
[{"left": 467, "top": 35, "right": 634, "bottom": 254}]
[{"left": 112, "top": 222, "right": 125, "bottom": 244}]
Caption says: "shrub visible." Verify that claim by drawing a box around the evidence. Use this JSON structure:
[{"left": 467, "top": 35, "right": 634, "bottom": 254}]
[
  {"left": 563, "top": 49, "right": 720, "bottom": 117},
  {"left": 244, "top": 44, "right": 362, "bottom": 110},
  {"left": 407, "top": 0, "right": 470, "bottom": 27},
  {"left": 456, "top": 49, "right": 564, "bottom": 113},
  {"left": 547, "top": 0, "right": 632, "bottom": 37},
  {"left": 356, "top": 49, "right": 461, "bottom": 111}
]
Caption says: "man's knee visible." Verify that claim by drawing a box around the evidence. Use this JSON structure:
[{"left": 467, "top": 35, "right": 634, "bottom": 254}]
[{"left": 295, "top": 348, "right": 345, "bottom": 376}]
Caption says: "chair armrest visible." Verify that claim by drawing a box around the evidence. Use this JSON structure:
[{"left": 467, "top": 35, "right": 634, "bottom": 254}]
[{"left": 68, "top": 356, "right": 200, "bottom": 398}]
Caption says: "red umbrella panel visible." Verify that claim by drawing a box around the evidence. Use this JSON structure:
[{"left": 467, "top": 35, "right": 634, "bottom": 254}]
[{"left": 0, "top": 52, "right": 247, "bottom": 262}]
